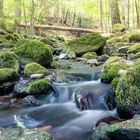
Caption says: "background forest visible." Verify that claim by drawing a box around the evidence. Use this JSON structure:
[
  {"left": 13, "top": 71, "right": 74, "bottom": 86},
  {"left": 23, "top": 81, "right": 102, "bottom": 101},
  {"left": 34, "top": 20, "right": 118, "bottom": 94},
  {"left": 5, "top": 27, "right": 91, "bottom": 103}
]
[{"left": 0, "top": 0, "right": 140, "bottom": 32}]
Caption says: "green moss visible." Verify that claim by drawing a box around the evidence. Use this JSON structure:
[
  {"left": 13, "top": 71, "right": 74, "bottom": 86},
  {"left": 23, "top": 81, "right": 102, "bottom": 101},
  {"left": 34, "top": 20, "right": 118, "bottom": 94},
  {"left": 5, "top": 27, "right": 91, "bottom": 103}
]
[
  {"left": 27, "top": 79, "right": 50, "bottom": 95},
  {"left": 106, "top": 56, "right": 124, "bottom": 63},
  {"left": 112, "top": 53, "right": 126, "bottom": 57},
  {"left": 0, "top": 43, "right": 15, "bottom": 49},
  {"left": 65, "top": 33, "right": 106, "bottom": 56},
  {"left": 101, "top": 62, "right": 127, "bottom": 83},
  {"left": 106, "top": 37, "right": 125, "bottom": 46},
  {"left": 129, "top": 33, "right": 140, "bottom": 42},
  {"left": 133, "top": 52, "right": 140, "bottom": 59},
  {"left": 127, "top": 44, "right": 140, "bottom": 54},
  {"left": 0, "top": 51, "right": 19, "bottom": 71},
  {"left": 51, "top": 61, "right": 71, "bottom": 69},
  {"left": 0, "top": 68, "right": 18, "bottom": 83},
  {"left": 112, "top": 24, "right": 126, "bottom": 33},
  {"left": 14, "top": 40, "right": 53, "bottom": 67},
  {"left": 111, "top": 77, "right": 119, "bottom": 91},
  {"left": 24, "top": 63, "right": 48, "bottom": 77},
  {"left": 115, "top": 60, "right": 140, "bottom": 108},
  {"left": 82, "top": 52, "right": 97, "bottom": 59}
]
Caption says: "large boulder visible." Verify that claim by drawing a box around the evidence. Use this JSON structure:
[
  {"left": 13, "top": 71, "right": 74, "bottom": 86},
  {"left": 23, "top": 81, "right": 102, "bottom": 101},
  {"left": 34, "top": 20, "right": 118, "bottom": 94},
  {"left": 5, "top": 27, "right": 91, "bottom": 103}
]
[
  {"left": 24, "top": 63, "right": 48, "bottom": 77},
  {"left": 14, "top": 40, "right": 53, "bottom": 67},
  {"left": 115, "top": 60, "right": 140, "bottom": 116},
  {"left": 0, "top": 51, "right": 19, "bottom": 71},
  {"left": 91, "top": 117, "right": 140, "bottom": 140},
  {"left": 65, "top": 33, "right": 106, "bottom": 56}
]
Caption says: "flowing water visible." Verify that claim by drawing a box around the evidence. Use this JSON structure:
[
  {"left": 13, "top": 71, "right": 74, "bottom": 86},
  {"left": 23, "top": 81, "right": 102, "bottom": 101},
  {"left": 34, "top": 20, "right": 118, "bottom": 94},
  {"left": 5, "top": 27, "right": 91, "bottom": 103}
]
[{"left": 0, "top": 60, "right": 117, "bottom": 140}]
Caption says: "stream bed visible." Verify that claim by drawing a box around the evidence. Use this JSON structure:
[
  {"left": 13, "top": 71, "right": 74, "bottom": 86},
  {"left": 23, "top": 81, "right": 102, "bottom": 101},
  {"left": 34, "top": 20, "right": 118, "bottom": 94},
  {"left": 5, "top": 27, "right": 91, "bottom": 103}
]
[{"left": 0, "top": 60, "right": 118, "bottom": 140}]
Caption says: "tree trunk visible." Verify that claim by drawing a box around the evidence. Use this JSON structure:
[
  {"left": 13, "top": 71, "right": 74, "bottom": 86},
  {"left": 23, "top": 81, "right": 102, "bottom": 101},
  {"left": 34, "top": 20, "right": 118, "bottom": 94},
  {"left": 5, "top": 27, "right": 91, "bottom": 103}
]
[
  {"left": 127, "top": 0, "right": 130, "bottom": 28},
  {"left": 110, "top": 0, "right": 121, "bottom": 26},
  {"left": 15, "top": 0, "right": 21, "bottom": 31},
  {"left": 100, "top": 0, "right": 103, "bottom": 31},
  {"left": 18, "top": 23, "right": 103, "bottom": 34},
  {"left": 0, "top": 0, "right": 3, "bottom": 29},
  {"left": 23, "top": 1, "right": 27, "bottom": 33},
  {"left": 135, "top": 0, "right": 140, "bottom": 29},
  {"left": 31, "top": 0, "right": 35, "bottom": 36}
]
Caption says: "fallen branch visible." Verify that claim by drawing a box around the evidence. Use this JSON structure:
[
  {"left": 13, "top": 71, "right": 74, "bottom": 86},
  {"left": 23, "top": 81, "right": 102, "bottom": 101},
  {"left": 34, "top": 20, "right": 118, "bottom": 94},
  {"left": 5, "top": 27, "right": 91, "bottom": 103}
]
[{"left": 18, "top": 23, "right": 104, "bottom": 34}]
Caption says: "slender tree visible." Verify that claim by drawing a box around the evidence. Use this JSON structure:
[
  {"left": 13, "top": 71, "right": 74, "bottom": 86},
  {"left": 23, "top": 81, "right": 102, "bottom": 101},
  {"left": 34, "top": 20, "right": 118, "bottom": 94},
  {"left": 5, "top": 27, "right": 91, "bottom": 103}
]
[
  {"left": 110, "top": 0, "right": 121, "bottom": 26},
  {"left": 100, "top": 0, "right": 103, "bottom": 31},
  {"left": 0, "top": 0, "right": 3, "bottom": 29},
  {"left": 135, "top": 0, "right": 140, "bottom": 29},
  {"left": 31, "top": 0, "right": 35, "bottom": 36},
  {"left": 15, "top": 0, "right": 21, "bottom": 31}
]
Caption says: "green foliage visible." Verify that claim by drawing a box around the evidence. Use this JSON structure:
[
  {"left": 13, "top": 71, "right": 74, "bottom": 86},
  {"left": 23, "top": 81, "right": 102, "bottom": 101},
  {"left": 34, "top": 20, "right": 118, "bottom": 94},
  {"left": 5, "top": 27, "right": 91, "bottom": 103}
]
[
  {"left": 129, "top": 33, "right": 140, "bottom": 43},
  {"left": 28, "top": 79, "right": 50, "bottom": 95},
  {"left": 0, "top": 68, "right": 18, "bottom": 83},
  {"left": 116, "top": 60, "right": 140, "bottom": 108},
  {"left": 14, "top": 40, "right": 53, "bottom": 67},
  {"left": 101, "top": 62, "right": 127, "bottom": 83},
  {"left": 66, "top": 33, "right": 106, "bottom": 56},
  {"left": 24, "top": 63, "right": 48, "bottom": 77},
  {"left": 82, "top": 52, "right": 97, "bottom": 59},
  {"left": 0, "top": 51, "right": 19, "bottom": 71}
]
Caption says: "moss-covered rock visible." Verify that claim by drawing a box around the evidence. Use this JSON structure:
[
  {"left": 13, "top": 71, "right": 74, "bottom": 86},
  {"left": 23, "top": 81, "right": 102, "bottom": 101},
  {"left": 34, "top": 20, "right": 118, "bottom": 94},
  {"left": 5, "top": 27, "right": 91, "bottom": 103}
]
[
  {"left": 0, "top": 68, "right": 18, "bottom": 84},
  {"left": 0, "top": 128, "right": 53, "bottom": 140},
  {"left": 112, "top": 23, "right": 126, "bottom": 33},
  {"left": 0, "top": 51, "right": 19, "bottom": 70},
  {"left": 14, "top": 40, "right": 53, "bottom": 67},
  {"left": 106, "top": 56, "right": 124, "bottom": 64},
  {"left": 127, "top": 44, "right": 140, "bottom": 54},
  {"left": 117, "top": 46, "right": 129, "bottom": 54},
  {"left": 129, "top": 32, "right": 140, "bottom": 42},
  {"left": 111, "top": 53, "right": 126, "bottom": 57},
  {"left": 40, "top": 36, "right": 65, "bottom": 48},
  {"left": 65, "top": 33, "right": 106, "bottom": 56},
  {"left": 133, "top": 52, "right": 140, "bottom": 59},
  {"left": 97, "top": 54, "right": 109, "bottom": 62},
  {"left": 24, "top": 63, "right": 48, "bottom": 77},
  {"left": 115, "top": 60, "right": 140, "bottom": 108},
  {"left": 82, "top": 52, "right": 97, "bottom": 60},
  {"left": 27, "top": 79, "right": 51, "bottom": 95},
  {"left": 105, "top": 36, "right": 129, "bottom": 55},
  {"left": 51, "top": 61, "right": 71, "bottom": 69},
  {"left": 101, "top": 62, "right": 128, "bottom": 84},
  {"left": 91, "top": 117, "right": 140, "bottom": 140}
]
